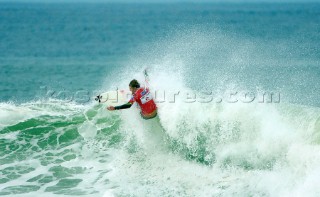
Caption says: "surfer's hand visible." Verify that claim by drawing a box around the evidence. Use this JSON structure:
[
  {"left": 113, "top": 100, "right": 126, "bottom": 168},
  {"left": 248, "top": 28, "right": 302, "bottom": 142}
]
[{"left": 107, "top": 106, "right": 115, "bottom": 111}]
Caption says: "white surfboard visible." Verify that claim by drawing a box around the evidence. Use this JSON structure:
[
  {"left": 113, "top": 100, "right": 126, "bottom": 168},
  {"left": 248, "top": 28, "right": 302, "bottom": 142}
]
[{"left": 95, "top": 90, "right": 131, "bottom": 106}]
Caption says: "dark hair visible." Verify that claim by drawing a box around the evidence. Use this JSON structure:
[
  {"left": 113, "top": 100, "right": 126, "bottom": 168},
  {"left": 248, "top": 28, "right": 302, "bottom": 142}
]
[{"left": 129, "top": 79, "right": 140, "bottom": 88}]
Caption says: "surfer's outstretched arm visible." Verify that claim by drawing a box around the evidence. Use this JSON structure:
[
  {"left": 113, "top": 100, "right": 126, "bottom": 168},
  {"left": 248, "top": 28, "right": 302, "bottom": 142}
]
[
  {"left": 107, "top": 102, "right": 132, "bottom": 111},
  {"left": 115, "top": 102, "right": 132, "bottom": 110}
]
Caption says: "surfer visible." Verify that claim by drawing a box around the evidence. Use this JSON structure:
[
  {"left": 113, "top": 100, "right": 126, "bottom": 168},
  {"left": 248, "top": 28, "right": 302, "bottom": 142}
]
[{"left": 107, "top": 79, "right": 157, "bottom": 120}]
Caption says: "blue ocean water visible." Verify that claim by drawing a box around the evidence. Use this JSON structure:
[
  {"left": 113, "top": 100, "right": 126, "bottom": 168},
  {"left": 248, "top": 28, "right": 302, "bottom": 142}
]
[
  {"left": 1, "top": 2, "right": 320, "bottom": 197},
  {"left": 1, "top": 3, "right": 320, "bottom": 104}
]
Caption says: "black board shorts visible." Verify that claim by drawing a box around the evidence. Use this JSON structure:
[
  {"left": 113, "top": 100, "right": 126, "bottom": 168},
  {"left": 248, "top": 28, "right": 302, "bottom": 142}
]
[{"left": 140, "top": 111, "right": 157, "bottom": 120}]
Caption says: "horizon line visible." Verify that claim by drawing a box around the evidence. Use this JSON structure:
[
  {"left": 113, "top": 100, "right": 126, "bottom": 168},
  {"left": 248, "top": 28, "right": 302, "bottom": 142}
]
[{"left": 1, "top": 0, "right": 320, "bottom": 3}]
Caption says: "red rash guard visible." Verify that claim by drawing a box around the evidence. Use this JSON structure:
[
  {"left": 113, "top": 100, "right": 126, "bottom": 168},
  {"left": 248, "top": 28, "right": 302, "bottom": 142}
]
[
  {"left": 129, "top": 88, "right": 157, "bottom": 115},
  {"left": 114, "top": 87, "right": 157, "bottom": 115}
]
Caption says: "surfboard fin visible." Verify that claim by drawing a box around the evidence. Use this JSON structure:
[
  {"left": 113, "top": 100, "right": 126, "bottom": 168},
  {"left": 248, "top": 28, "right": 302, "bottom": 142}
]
[{"left": 95, "top": 95, "right": 102, "bottom": 103}]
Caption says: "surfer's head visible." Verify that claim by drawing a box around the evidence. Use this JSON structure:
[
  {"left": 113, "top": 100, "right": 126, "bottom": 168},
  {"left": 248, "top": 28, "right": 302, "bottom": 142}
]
[{"left": 129, "top": 79, "right": 140, "bottom": 93}]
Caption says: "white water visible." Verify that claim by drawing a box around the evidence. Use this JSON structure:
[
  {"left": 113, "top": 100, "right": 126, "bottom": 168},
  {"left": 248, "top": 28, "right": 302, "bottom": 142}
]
[{"left": 100, "top": 29, "right": 320, "bottom": 197}]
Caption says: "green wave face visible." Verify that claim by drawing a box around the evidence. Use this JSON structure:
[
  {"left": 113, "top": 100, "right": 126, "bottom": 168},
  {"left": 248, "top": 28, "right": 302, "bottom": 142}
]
[
  {"left": 0, "top": 102, "right": 124, "bottom": 196},
  {"left": 1, "top": 99, "right": 320, "bottom": 197}
]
